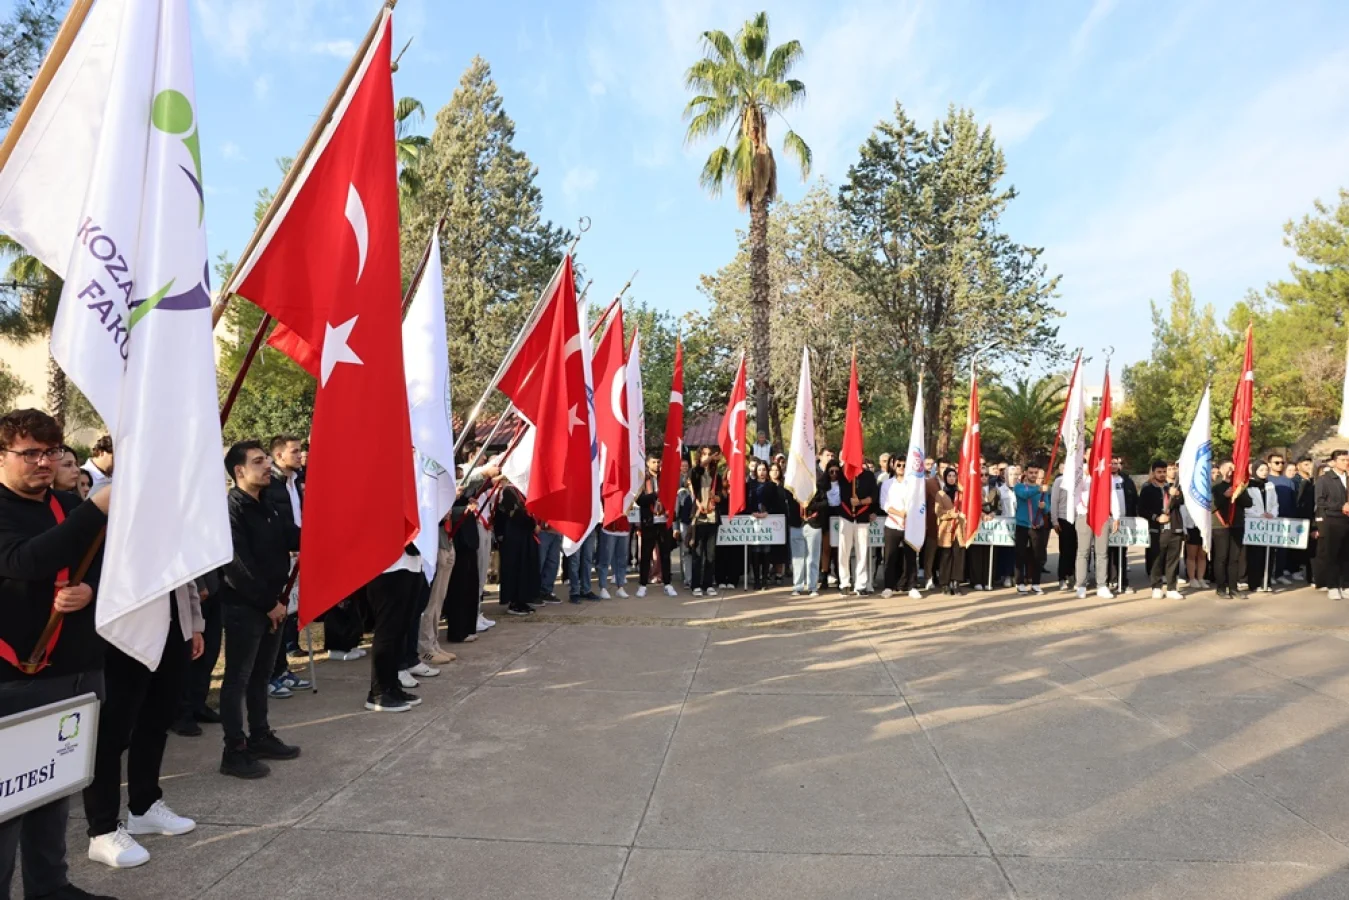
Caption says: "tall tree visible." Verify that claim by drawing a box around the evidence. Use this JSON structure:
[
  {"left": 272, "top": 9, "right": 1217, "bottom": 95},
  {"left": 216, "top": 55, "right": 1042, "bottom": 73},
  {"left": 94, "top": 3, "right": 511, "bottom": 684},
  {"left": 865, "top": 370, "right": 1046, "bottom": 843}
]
[
  {"left": 838, "top": 104, "right": 1061, "bottom": 456},
  {"left": 399, "top": 57, "right": 570, "bottom": 421},
  {"left": 394, "top": 96, "right": 430, "bottom": 209},
  {"left": 0, "top": 0, "right": 61, "bottom": 129},
  {"left": 683, "top": 11, "right": 811, "bottom": 443},
  {"left": 981, "top": 375, "right": 1066, "bottom": 466},
  {"left": 0, "top": 234, "right": 65, "bottom": 424}
]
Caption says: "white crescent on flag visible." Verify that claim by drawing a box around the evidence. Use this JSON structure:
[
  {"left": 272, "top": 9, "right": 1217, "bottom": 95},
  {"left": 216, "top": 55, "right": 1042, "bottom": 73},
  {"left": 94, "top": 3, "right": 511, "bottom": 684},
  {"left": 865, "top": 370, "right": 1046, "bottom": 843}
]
[{"left": 345, "top": 183, "right": 368, "bottom": 282}]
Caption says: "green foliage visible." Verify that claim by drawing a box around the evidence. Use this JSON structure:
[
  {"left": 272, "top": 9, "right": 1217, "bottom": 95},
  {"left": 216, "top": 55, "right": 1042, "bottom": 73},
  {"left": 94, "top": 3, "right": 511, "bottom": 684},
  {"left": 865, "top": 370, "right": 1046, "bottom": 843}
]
[
  {"left": 981, "top": 375, "right": 1067, "bottom": 466},
  {"left": 394, "top": 96, "right": 430, "bottom": 209},
  {"left": 0, "top": 358, "right": 27, "bottom": 409},
  {"left": 399, "top": 57, "right": 571, "bottom": 424},
  {"left": 0, "top": 0, "right": 61, "bottom": 129},
  {"left": 838, "top": 103, "right": 1062, "bottom": 457}
]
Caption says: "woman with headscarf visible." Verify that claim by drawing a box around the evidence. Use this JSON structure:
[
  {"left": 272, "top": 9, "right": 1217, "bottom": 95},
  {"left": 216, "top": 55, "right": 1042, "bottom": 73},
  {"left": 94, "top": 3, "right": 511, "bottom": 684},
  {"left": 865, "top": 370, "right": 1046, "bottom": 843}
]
[
  {"left": 1246, "top": 461, "right": 1279, "bottom": 592},
  {"left": 935, "top": 467, "right": 966, "bottom": 594}
]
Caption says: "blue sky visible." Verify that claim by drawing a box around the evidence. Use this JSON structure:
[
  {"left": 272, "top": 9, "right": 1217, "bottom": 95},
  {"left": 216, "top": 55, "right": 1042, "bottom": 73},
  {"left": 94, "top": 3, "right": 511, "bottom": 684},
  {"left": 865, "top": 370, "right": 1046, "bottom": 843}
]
[{"left": 178, "top": 0, "right": 1349, "bottom": 373}]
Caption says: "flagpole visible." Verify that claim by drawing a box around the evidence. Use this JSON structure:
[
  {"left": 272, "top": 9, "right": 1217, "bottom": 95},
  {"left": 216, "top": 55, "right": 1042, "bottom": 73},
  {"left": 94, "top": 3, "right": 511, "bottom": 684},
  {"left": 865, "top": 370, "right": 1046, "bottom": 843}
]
[
  {"left": 0, "top": 0, "right": 95, "bottom": 171},
  {"left": 1046, "top": 349, "right": 1083, "bottom": 481},
  {"left": 211, "top": 0, "right": 399, "bottom": 327},
  {"left": 452, "top": 218, "right": 591, "bottom": 456}
]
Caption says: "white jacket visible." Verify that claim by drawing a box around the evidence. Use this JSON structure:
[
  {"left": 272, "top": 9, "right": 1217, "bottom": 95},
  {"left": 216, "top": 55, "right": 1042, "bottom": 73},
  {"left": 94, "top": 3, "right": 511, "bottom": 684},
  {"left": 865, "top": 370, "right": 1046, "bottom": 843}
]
[
  {"left": 1075, "top": 474, "right": 1122, "bottom": 520},
  {"left": 1247, "top": 482, "right": 1279, "bottom": 519}
]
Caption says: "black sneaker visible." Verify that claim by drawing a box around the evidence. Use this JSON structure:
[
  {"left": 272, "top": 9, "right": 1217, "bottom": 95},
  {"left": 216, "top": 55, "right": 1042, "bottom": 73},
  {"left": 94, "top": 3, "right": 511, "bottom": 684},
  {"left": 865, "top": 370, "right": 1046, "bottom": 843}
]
[
  {"left": 34, "top": 884, "right": 120, "bottom": 900},
  {"left": 506, "top": 605, "right": 534, "bottom": 616},
  {"left": 568, "top": 595, "right": 583, "bottom": 605},
  {"left": 365, "top": 691, "right": 410, "bottom": 712},
  {"left": 247, "top": 729, "right": 301, "bottom": 760},
  {"left": 583, "top": 592, "right": 601, "bottom": 601},
  {"left": 220, "top": 744, "right": 270, "bottom": 779},
  {"left": 395, "top": 688, "right": 424, "bottom": 707},
  {"left": 193, "top": 705, "right": 221, "bottom": 724},
  {"left": 170, "top": 715, "right": 202, "bottom": 737},
  {"left": 540, "top": 595, "right": 563, "bottom": 605}
]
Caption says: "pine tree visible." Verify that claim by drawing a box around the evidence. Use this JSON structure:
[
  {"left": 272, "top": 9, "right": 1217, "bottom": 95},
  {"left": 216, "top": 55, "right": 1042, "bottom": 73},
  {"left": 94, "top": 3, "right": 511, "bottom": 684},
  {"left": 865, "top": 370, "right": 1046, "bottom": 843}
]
[{"left": 400, "top": 57, "right": 571, "bottom": 422}]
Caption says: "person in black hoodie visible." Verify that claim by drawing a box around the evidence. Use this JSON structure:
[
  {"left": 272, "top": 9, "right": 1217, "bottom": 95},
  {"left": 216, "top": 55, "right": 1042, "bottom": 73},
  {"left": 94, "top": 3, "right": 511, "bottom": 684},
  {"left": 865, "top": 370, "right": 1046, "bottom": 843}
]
[
  {"left": 1138, "top": 460, "right": 1168, "bottom": 580},
  {"left": 218, "top": 441, "right": 301, "bottom": 778},
  {"left": 495, "top": 483, "right": 540, "bottom": 614},
  {"left": 1211, "top": 460, "right": 1254, "bottom": 599},
  {"left": 837, "top": 464, "right": 878, "bottom": 594},
  {"left": 635, "top": 455, "right": 677, "bottom": 597},
  {"left": 0, "top": 409, "right": 115, "bottom": 900},
  {"left": 1141, "top": 461, "right": 1186, "bottom": 597}
]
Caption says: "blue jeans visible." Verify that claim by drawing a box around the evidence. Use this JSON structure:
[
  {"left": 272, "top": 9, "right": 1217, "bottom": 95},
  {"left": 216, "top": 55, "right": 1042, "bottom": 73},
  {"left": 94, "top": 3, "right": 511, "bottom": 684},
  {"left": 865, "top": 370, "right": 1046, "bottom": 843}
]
[
  {"left": 596, "top": 531, "right": 629, "bottom": 590},
  {"left": 566, "top": 530, "right": 597, "bottom": 597},
  {"left": 538, "top": 531, "right": 562, "bottom": 596},
  {"left": 793, "top": 526, "right": 821, "bottom": 593}
]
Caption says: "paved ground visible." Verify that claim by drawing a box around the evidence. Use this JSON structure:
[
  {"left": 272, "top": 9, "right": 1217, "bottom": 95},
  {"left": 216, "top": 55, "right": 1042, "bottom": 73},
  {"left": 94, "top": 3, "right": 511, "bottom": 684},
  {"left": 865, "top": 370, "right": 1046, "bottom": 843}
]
[{"left": 24, "top": 558, "right": 1349, "bottom": 899}]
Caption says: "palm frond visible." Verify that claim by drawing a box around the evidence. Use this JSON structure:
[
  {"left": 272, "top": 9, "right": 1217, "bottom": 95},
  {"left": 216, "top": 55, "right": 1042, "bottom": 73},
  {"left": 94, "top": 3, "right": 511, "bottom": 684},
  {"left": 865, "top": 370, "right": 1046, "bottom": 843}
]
[
  {"left": 739, "top": 17, "right": 767, "bottom": 66},
  {"left": 781, "top": 129, "right": 812, "bottom": 180},
  {"left": 684, "top": 57, "right": 738, "bottom": 95},
  {"left": 394, "top": 96, "right": 425, "bottom": 124},
  {"left": 684, "top": 97, "right": 739, "bottom": 145},
  {"left": 764, "top": 39, "right": 803, "bottom": 80},
  {"left": 731, "top": 133, "right": 756, "bottom": 210},
  {"left": 699, "top": 145, "right": 733, "bottom": 196},
  {"left": 700, "top": 29, "right": 738, "bottom": 65}
]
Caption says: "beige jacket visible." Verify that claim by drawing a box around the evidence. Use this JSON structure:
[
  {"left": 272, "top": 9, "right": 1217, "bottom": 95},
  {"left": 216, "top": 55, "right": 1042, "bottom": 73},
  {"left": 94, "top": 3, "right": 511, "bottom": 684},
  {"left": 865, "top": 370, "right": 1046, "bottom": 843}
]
[{"left": 172, "top": 582, "right": 206, "bottom": 640}]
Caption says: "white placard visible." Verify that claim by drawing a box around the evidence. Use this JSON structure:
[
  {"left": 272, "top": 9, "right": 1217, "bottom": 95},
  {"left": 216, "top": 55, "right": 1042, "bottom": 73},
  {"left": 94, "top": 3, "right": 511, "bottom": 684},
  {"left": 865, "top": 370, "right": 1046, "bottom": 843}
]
[
  {"left": 0, "top": 693, "right": 99, "bottom": 824},
  {"left": 971, "top": 516, "right": 1016, "bottom": 547},
  {"left": 829, "top": 517, "right": 885, "bottom": 548},
  {"left": 717, "top": 514, "right": 787, "bottom": 545},
  {"left": 1108, "top": 516, "right": 1152, "bottom": 548},
  {"left": 1243, "top": 517, "right": 1310, "bottom": 549}
]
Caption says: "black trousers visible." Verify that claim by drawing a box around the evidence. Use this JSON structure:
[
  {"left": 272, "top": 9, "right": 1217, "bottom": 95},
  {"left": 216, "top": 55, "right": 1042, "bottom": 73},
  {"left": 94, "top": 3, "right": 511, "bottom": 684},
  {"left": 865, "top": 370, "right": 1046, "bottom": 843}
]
[
  {"left": 367, "top": 570, "right": 417, "bottom": 694},
  {"left": 639, "top": 524, "right": 672, "bottom": 586},
  {"left": 272, "top": 612, "right": 299, "bottom": 678},
  {"left": 1319, "top": 519, "right": 1347, "bottom": 591},
  {"left": 1145, "top": 533, "right": 1159, "bottom": 579},
  {"left": 322, "top": 590, "right": 367, "bottom": 653},
  {"left": 882, "top": 529, "right": 915, "bottom": 591},
  {"left": 180, "top": 590, "right": 221, "bottom": 719},
  {"left": 84, "top": 616, "right": 189, "bottom": 836},
  {"left": 0, "top": 671, "right": 104, "bottom": 899},
  {"left": 1107, "top": 546, "right": 1130, "bottom": 589},
  {"left": 692, "top": 523, "right": 718, "bottom": 589},
  {"left": 1057, "top": 519, "right": 1078, "bottom": 582},
  {"left": 1150, "top": 529, "right": 1184, "bottom": 590},
  {"left": 1014, "top": 526, "right": 1044, "bottom": 586},
  {"left": 938, "top": 544, "right": 966, "bottom": 586},
  {"left": 1247, "top": 542, "right": 1276, "bottom": 589},
  {"left": 921, "top": 535, "right": 938, "bottom": 586},
  {"left": 445, "top": 546, "right": 480, "bottom": 642},
  {"left": 1212, "top": 527, "right": 1243, "bottom": 593},
  {"left": 220, "top": 602, "right": 282, "bottom": 747},
  {"left": 967, "top": 544, "right": 991, "bottom": 587}
]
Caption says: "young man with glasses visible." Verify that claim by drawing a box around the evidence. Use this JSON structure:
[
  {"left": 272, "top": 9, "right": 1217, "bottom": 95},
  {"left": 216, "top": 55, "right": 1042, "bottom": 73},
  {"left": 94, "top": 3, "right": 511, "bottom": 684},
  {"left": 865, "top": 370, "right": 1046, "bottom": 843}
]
[
  {"left": 0, "top": 409, "right": 115, "bottom": 900},
  {"left": 1265, "top": 452, "right": 1296, "bottom": 584},
  {"left": 1315, "top": 449, "right": 1349, "bottom": 601}
]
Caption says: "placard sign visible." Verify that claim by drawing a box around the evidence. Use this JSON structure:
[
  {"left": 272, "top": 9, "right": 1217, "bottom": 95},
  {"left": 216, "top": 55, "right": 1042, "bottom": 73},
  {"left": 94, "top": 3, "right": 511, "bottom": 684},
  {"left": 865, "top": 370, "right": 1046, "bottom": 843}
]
[
  {"left": 0, "top": 693, "right": 99, "bottom": 824},
  {"left": 829, "top": 518, "right": 885, "bottom": 548},
  {"left": 1108, "top": 516, "right": 1152, "bottom": 548},
  {"left": 1243, "top": 517, "right": 1310, "bottom": 549},
  {"left": 717, "top": 514, "right": 786, "bottom": 546},
  {"left": 971, "top": 516, "right": 1016, "bottom": 547}
]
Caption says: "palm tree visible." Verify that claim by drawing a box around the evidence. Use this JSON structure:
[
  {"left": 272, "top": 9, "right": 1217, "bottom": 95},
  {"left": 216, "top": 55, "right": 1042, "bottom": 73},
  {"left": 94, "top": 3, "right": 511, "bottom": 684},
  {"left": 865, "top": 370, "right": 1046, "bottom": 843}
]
[
  {"left": 982, "top": 376, "right": 1067, "bottom": 466},
  {"left": 684, "top": 11, "right": 810, "bottom": 441},
  {"left": 394, "top": 96, "right": 430, "bottom": 209},
  {"left": 0, "top": 234, "right": 65, "bottom": 424}
]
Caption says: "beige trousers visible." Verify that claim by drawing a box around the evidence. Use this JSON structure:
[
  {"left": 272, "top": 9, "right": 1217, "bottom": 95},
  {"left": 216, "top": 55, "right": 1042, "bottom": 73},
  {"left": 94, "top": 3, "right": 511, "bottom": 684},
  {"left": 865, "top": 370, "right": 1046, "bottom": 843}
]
[{"left": 419, "top": 544, "right": 456, "bottom": 657}]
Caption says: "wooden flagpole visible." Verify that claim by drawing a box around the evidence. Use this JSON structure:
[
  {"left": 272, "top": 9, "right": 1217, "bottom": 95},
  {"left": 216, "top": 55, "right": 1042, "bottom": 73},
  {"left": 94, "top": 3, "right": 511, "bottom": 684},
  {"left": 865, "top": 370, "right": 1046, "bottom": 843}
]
[{"left": 0, "top": 0, "right": 95, "bottom": 172}]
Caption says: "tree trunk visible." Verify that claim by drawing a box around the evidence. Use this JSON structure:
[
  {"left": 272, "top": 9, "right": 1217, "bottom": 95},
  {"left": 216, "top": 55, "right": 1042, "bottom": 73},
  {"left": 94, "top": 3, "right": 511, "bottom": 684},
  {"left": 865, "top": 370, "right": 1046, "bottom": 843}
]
[
  {"left": 747, "top": 195, "right": 772, "bottom": 441},
  {"left": 46, "top": 353, "right": 67, "bottom": 430},
  {"left": 769, "top": 389, "right": 784, "bottom": 454}
]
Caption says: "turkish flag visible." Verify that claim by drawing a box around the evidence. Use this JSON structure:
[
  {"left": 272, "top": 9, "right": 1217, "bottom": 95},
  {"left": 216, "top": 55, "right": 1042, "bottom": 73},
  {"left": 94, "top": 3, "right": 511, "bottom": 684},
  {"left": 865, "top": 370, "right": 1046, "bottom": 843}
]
[
  {"left": 594, "top": 306, "right": 632, "bottom": 526},
  {"left": 232, "top": 11, "right": 415, "bottom": 626},
  {"left": 497, "top": 255, "right": 595, "bottom": 541},
  {"left": 956, "top": 377, "right": 983, "bottom": 546},
  {"left": 1228, "top": 325, "right": 1254, "bottom": 512},
  {"left": 718, "top": 353, "right": 747, "bottom": 516},
  {"left": 840, "top": 349, "right": 864, "bottom": 481},
  {"left": 658, "top": 339, "right": 684, "bottom": 516},
  {"left": 1086, "top": 369, "right": 1115, "bottom": 536}
]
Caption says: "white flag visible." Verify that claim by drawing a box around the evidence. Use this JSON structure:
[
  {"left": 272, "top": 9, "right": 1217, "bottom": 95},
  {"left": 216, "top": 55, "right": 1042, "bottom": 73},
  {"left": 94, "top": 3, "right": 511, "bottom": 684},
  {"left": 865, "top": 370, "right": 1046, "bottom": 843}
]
[
  {"left": 0, "top": 0, "right": 230, "bottom": 668},
  {"left": 1338, "top": 333, "right": 1349, "bottom": 439},
  {"left": 1059, "top": 354, "right": 1087, "bottom": 525},
  {"left": 785, "top": 346, "right": 816, "bottom": 504},
  {"left": 625, "top": 327, "right": 646, "bottom": 510},
  {"left": 402, "top": 232, "right": 457, "bottom": 581},
  {"left": 1178, "top": 386, "right": 1213, "bottom": 555},
  {"left": 902, "top": 379, "right": 927, "bottom": 551}
]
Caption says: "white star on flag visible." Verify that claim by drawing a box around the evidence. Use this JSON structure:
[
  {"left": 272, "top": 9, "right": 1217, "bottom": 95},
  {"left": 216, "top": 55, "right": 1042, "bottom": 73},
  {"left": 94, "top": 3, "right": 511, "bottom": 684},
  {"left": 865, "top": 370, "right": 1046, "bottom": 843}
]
[
  {"left": 568, "top": 403, "right": 584, "bottom": 434},
  {"left": 321, "top": 316, "right": 364, "bottom": 387}
]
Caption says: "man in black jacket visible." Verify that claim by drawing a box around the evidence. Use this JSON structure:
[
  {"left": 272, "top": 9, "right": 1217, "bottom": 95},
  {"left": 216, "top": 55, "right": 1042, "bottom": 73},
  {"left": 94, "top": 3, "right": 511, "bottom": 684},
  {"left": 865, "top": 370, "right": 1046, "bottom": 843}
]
[
  {"left": 1315, "top": 449, "right": 1349, "bottom": 600},
  {"left": 1292, "top": 455, "right": 1317, "bottom": 582},
  {"left": 219, "top": 441, "right": 301, "bottom": 779},
  {"left": 837, "top": 466, "right": 878, "bottom": 595},
  {"left": 262, "top": 435, "right": 309, "bottom": 695},
  {"left": 0, "top": 408, "right": 115, "bottom": 900},
  {"left": 635, "top": 454, "right": 677, "bottom": 598},
  {"left": 1212, "top": 461, "right": 1254, "bottom": 599},
  {"left": 1140, "top": 460, "right": 1186, "bottom": 597},
  {"left": 1138, "top": 460, "right": 1168, "bottom": 579}
]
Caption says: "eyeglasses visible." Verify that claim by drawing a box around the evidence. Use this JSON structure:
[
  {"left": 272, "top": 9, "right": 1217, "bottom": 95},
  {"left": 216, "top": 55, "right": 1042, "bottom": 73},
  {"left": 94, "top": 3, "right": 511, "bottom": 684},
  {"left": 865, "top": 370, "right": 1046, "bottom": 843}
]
[{"left": 1, "top": 447, "right": 64, "bottom": 464}]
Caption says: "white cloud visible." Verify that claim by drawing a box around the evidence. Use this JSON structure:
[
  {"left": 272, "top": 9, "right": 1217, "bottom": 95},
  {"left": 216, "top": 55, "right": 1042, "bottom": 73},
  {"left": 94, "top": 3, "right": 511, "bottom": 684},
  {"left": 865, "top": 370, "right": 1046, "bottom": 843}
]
[
  {"left": 1070, "top": 0, "right": 1120, "bottom": 61},
  {"left": 194, "top": 1, "right": 367, "bottom": 64},
  {"left": 220, "top": 141, "right": 243, "bottom": 160},
  {"left": 984, "top": 105, "right": 1051, "bottom": 146},
  {"left": 253, "top": 75, "right": 270, "bottom": 100},
  {"left": 562, "top": 166, "right": 600, "bottom": 202},
  {"left": 193, "top": 0, "right": 269, "bottom": 62},
  {"left": 310, "top": 39, "right": 356, "bottom": 59}
]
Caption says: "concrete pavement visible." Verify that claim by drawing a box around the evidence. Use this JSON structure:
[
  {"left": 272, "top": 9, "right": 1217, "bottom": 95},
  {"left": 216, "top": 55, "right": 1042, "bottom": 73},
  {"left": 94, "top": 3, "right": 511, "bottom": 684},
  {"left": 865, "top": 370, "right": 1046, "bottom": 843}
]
[{"left": 24, "top": 565, "right": 1349, "bottom": 899}]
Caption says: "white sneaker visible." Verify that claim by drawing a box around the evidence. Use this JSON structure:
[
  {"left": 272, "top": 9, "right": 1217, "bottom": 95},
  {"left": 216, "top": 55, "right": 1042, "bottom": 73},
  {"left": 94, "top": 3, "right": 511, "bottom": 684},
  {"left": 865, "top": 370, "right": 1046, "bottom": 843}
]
[
  {"left": 615, "top": 587, "right": 629, "bottom": 599},
  {"left": 973, "top": 584, "right": 985, "bottom": 592},
  {"left": 1237, "top": 582, "right": 1250, "bottom": 592},
  {"left": 1076, "top": 587, "right": 1087, "bottom": 599},
  {"left": 1166, "top": 590, "right": 1184, "bottom": 600},
  {"left": 1058, "top": 580, "right": 1069, "bottom": 591},
  {"left": 1031, "top": 585, "right": 1044, "bottom": 595},
  {"left": 923, "top": 579, "right": 935, "bottom": 590},
  {"left": 636, "top": 585, "right": 648, "bottom": 598},
  {"left": 398, "top": 670, "right": 420, "bottom": 689},
  {"left": 599, "top": 588, "right": 612, "bottom": 600},
  {"left": 664, "top": 584, "right": 677, "bottom": 597},
  {"left": 1151, "top": 588, "right": 1164, "bottom": 599},
  {"left": 908, "top": 589, "right": 923, "bottom": 600},
  {"left": 791, "top": 590, "right": 802, "bottom": 597},
  {"left": 1097, "top": 587, "right": 1115, "bottom": 599},
  {"left": 407, "top": 662, "right": 440, "bottom": 678},
  {"left": 881, "top": 589, "right": 894, "bottom": 599},
  {"left": 1330, "top": 589, "right": 1344, "bottom": 601},
  {"left": 692, "top": 588, "right": 703, "bottom": 597},
  {"left": 1016, "top": 585, "right": 1029, "bottom": 594},
  {"left": 1276, "top": 575, "right": 1292, "bottom": 586},
  {"left": 1178, "top": 578, "right": 1189, "bottom": 587},
  {"left": 1293, "top": 572, "right": 1306, "bottom": 582},
  {"left": 706, "top": 587, "right": 718, "bottom": 597},
  {"left": 88, "top": 824, "right": 150, "bottom": 869},
  {"left": 127, "top": 799, "right": 196, "bottom": 836},
  {"left": 477, "top": 614, "right": 495, "bottom": 631},
  {"left": 328, "top": 649, "right": 360, "bottom": 661},
  {"left": 809, "top": 590, "right": 820, "bottom": 597}
]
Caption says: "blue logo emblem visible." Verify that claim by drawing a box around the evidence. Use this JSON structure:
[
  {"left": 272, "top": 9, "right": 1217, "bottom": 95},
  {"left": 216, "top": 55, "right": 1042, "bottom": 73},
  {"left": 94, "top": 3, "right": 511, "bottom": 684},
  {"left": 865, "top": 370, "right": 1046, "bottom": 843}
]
[
  {"left": 1190, "top": 441, "right": 1213, "bottom": 512},
  {"left": 58, "top": 712, "right": 80, "bottom": 741}
]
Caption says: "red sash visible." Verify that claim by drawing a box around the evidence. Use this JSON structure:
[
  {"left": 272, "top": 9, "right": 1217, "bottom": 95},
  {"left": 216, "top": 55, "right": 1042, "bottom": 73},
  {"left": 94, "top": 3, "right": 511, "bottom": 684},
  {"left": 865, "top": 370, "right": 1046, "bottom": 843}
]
[{"left": 0, "top": 493, "right": 68, "bottom": 674}]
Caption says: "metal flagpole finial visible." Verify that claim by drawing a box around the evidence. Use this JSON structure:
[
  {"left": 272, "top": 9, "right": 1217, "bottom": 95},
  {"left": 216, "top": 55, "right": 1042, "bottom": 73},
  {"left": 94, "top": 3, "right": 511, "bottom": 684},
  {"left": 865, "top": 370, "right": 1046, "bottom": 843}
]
[{"left": 1103, "top": 345, "right": 1115, "bottom": 365}]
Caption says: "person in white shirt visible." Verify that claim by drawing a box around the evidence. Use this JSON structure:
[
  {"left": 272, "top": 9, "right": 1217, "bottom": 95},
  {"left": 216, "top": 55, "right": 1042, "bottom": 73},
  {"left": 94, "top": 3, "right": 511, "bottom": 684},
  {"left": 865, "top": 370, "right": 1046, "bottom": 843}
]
[
  {"left": 878, "top": 458, "right": 913, "bottom": 598},
  {"left": 1074, "top": 452, "right": 1122, "bottom": 599},
  {"left": 82, "top": 433, "right": 113, "bottom": 491},
  {"left": 751, "top": 435, "right": 772, "bottom": 464}
]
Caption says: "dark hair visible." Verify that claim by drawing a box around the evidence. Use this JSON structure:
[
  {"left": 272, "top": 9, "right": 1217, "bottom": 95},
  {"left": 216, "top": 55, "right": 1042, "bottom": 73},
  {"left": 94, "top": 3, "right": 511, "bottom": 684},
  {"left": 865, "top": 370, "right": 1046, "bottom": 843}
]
[
  {"left": 0, "top": 408, "right": 62, "bottom": 450},
  {"left": 269, "top": 434, "right": 301, "bottom": 455},
  {"left": 77, "top": 469, "right": 93, "bottom": 488},
  {"left": 1265, "top": 451, "right": 1285, "bottom": 462},
  {"left": 1150, "top": 459, "right": 1167, "bottom": 472},
  {"left": 1331, "top": 449, "right": 1348, "bottom": 462},
  {"left": 944, "top": 467, "right": 958, "bottom": 483},
  {"left": 91, "top": 434, "right": 113, "bottom": 456},
  {"left": 648, "top": 452, "right": 662, "bottom": 463},
  {"left": 1297, "top": 454, "right": 1312, "bottom": 464},
  {"left": 224, "top": 440, "right": 265, "bottom": 481}
]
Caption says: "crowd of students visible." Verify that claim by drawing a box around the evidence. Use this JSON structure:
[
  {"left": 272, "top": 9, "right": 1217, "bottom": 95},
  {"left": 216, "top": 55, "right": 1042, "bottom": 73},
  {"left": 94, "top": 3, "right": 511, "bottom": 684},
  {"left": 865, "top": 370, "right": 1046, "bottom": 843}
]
[{"left": 2, "top": 400, "right": 1348, "bottom": 899}]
